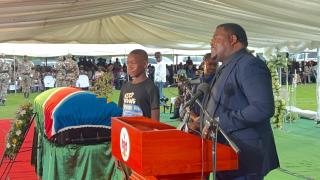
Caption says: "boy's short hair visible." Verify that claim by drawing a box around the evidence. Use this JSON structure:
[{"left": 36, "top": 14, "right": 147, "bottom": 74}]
[{"left": 129, "top": 49, "right": 148, "bottom": 63}]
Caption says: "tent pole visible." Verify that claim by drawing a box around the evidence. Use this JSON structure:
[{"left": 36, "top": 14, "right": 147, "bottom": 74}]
[
  {"left": 316, "top": 48, "right": 320, "bottom": 124},
  {"left": 171, "top": 49, "right": 175, "bottom": 73},
  {"left": 13, "top": 55, "right": 16, "bottom": 94},
  {"left": 286, "top": 58, "right": 289, "bottom": 91}
]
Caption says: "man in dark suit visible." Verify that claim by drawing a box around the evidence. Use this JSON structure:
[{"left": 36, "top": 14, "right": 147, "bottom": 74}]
[{"left": 202, "top": 23, "right": 279, "bottom": 179}]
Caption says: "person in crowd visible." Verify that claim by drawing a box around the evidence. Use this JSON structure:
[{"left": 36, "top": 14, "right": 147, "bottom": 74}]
[
  {"left": 94, "top": 66, "right": 105, "bottom": 80},
  {"left": 107, "top": 59, "right": 112, "bottom": 66},
  {"left": 106, "top": 63, "right": 115, "bottom": 88},
  {"left": 201, "top": 23, "right": 279, "bottom": 179},
  {"left": 186, "top": 56, "right": 193, "bottom": 65},
  {"left": 77, "top": 57, "right": 85, "bottom": 67},
  {"left": 147, "top": 64, "right": 155, "bottom": 81},
  {"left": 169, "top": 63, "right": 187, "bottom": 119},
  {"left": 303, "top": 61, "right": 312, "bottom": 83},
  {"left": 54, "top": 56, "right": 67, "bottom": 87},
  {"left": 154, "top": 52, "right": 167, "bottom": 105},
  {"left": 185, "top": 53, "right": 218, "bottom": 131},
  {"left": 31, "top": 65, "right": 43, "bottom": 92},
  {"left": 114, "top": 58, "right": 122, "bottom": 90},
  {"left": 18, "top": 55, "right": 34, "bottom": 99},
  {"left": 170, "top": 54, "right": 218, "bottom": 120},
  {"left": 96, "top": 57, "right": 106, "bottom": 67},
  {"left": 0, "top": 54, "right": 11, "bottom": 105},
  {"left": 117, "top": 49, "right": 160, "bottom": 179},
  {"left": 122, "top": 63, "right": 129, "bottom": 83},
  {"left": 169, "top": 81, "right": 185, "bottom": 120},
  {"left": 166, "top": 64, "right": 174, "bottom": 85},
  {"left": 186, "top": 61, "right": 196, "bottom": 79},
  {"left": 79, "top": 65, "right": 88, "bottom": 76},
  {"left": 64, "top": 54, "right": 79, "bottom": 87},
  {"left": 87, "top": 58, "right": 96, "bottom": 79},
  {"left": 177, "top": 63, "right": 187, "bottom": 78}
]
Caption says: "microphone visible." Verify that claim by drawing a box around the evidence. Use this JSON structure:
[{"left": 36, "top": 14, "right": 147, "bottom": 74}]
[
  {"left": 183, "top": 83, "right": 210, "bottom": 108},
  {"left": 187, "top": 88, "right": 240, "bottom": 154},
  {"left": 179, "top": 82, "right": 240, "bottom": 154}
]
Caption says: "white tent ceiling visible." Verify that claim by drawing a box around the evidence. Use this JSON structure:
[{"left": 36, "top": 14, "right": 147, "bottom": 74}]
[{"left": 0, "top": 0, "right": 319, "bottom": 52}]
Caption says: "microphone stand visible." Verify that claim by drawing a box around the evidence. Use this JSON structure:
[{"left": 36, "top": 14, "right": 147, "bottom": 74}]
[
  {"left": 209, "top": 120, "right": 218, "bottom": 180},
  {"left": 194, "top": 99, "right": 240, "bottom": 180},
  {"left": 177, "top": 106, "right": 191, "bottom": 132},
  {"left": 181, "top": 85, "right": 240, "bottom": 179},
  {"left": 196, "top": 99, "right": 240, "bottom": 154},
  {"left": 176, "top": 85, "right": 194, "bottom": 132}
]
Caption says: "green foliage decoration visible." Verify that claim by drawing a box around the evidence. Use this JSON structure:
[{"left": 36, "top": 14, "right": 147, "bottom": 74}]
[
  {"left": 267, "top": 48, "right": 288, "bottom": 128},
  {"left": 90, "top": 72, "right": 113, "bottom": 99}
]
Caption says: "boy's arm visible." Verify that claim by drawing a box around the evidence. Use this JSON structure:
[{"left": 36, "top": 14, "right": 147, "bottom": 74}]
[
  {"left": 151, "top": 108, "right": 160, "bottom": 121},
  {"left": 118, "top": 87, "right": 124, "bottom": 108},
  {"left": 150, "top": 81, "right": 160, "bottom": 121}
]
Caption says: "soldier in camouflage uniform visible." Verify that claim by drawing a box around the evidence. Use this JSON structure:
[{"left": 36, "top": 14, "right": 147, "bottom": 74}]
[
  {"left": 0, "top": 54, "right": 11, "bottom": 105},
  {"left": 18, "top": 55, "right": 34, "bottom": 98},
  {"left": 54, "top": 56, "right": 67, "bottom": 87},
  {"left": 64, "top": 54, "right": 79, "bottom": 87}
]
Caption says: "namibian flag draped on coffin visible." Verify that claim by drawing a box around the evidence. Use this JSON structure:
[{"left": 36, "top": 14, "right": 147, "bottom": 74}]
[{"left": 33, "top": 87, "right": 122, "bottom": 143}]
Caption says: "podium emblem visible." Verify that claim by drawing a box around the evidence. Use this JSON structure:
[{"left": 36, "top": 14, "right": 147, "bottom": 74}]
[{"left": 120, "top": 127, "right": 130, "bottom": 161}]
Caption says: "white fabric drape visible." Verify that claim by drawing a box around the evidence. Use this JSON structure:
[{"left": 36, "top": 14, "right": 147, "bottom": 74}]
[
  {"left": 316, "top": 48, "right": 320, "bottom": 122},
  {"left": 0, "top": 0, "right": 319, "bottom": 50}
]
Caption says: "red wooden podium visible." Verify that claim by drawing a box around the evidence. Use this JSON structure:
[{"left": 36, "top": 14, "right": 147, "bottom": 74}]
[{"left": 111, "top": 116, "right": 238, "bottom": 180}]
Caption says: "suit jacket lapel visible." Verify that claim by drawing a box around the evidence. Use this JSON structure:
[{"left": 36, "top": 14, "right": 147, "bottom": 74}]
[{"left": 210, "top": 53, "right": 245, "bottom": 117}]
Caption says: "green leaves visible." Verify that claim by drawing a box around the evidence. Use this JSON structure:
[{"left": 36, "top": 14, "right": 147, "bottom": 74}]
[
  {"left": 267, "top": 48, "right": 288, "bottom": 128},
  {"left": 90, "top": 72, "right": 113, "bottom": 99}
]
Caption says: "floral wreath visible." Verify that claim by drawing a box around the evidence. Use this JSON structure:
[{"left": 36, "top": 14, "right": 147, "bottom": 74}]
[{"left": 4, "top": 102, "right": 34, "bottom": 160}]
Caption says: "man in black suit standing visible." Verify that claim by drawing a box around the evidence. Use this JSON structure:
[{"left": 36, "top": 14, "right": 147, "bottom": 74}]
[{"left": 202, "top": 23, "right": 279, "bottom": 179}]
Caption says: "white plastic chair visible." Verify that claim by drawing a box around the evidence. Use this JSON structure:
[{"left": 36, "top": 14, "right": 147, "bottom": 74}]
[
  {"left": 43, "top": 75, "right": 56, "bottom": 88},
  {"left": 76, "top": 75, "right": 90, "bottom": 88}
]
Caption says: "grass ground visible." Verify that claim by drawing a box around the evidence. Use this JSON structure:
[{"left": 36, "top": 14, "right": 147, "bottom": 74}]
[
  {"left": 295, "top": 83, "right": 316, "bottom": 111},
  {"left": 0, "top": 84, "right": 318, "bottom": 179},
  {"left": 1, "top": 84, "right": 316, "bottom": 118}
]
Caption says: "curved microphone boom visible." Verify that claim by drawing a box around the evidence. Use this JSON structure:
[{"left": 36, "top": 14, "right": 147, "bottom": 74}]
[
  {"left": 183, "top": 83, "right": 210, "bottom": 109},
  {"left": 186, "top": 83, "right": 240, "bottom": 154},
  {"left": 179, "top": 82, "right": 240, "bottom": 154}
]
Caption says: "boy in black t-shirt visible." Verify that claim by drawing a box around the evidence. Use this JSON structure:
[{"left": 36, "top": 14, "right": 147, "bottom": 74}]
[
  {"left": 118, "top": 49, "right": 160, "bottom": 120},
  {"left": 117, "top": 49, "right": 160, "bottom": 179}
]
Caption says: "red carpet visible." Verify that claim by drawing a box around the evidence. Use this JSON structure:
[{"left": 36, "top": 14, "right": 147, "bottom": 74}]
[{"left": 0, "top": 119, "right": 38, "bottom": 179}]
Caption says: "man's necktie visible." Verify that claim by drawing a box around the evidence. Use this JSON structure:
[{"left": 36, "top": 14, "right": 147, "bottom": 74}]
[
  {"left": 200, "top": 64, "right": 227, "bottom": 130},
  {"left": 202, "top": 64, "right": 227, "bottom": 108}
]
